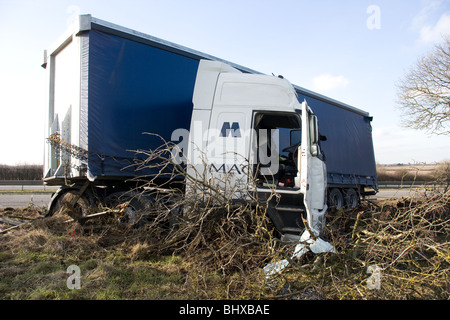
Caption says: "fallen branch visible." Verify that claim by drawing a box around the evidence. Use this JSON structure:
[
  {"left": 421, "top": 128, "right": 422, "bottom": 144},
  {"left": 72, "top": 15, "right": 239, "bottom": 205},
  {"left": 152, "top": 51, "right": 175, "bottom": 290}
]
[
  {"left": 63, "top": 209, "right": 122, "bottom": 223},
  {"left": 1, "top": 209, "right": 122, "bottom": 234},
  {"left": 0, "top": 224, "right": 23, "bottom": 234},
  {"left": 0, "top": 216, "right": 23, "bottom": 226}
]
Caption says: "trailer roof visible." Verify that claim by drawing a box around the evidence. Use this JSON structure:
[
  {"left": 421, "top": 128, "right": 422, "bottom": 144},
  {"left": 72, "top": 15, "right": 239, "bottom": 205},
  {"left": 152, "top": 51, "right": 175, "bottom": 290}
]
[{"left": 60, "top": 14, "right": 371, "bottom": 117}]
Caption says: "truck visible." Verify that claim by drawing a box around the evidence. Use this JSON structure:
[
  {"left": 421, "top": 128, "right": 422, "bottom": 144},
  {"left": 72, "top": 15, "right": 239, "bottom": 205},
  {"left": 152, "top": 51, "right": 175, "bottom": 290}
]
[{"left": 42, "top": 15, "right": 377, "bottom": 240}]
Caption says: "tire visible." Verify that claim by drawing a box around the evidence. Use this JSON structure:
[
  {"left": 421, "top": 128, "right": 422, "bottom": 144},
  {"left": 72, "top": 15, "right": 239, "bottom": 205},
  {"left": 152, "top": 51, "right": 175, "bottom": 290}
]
[
  {"left": 328, "top": 188, "right": 344, "bottom": 209},
  {"left": 50, "top": 190, "right": 91, "bottom": 220},
  {"left": 106, "top": 192, "right": 154, "bottom": 225},
  {"left": 344, "top": 188, "right": 359, "bottom": 209}
]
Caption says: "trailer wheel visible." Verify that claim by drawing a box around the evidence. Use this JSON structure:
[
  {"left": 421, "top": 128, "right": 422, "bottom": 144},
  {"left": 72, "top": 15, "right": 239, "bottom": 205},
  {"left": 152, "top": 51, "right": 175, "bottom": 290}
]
[
  {"left": 328, "top": 188, "right": 344, "bottom": 209},
  {"left": 49, "top": 190, "right": 91, "bottom": 221},
  {"left": 344, "top": 188, "right": 359, "bottom": 209}
]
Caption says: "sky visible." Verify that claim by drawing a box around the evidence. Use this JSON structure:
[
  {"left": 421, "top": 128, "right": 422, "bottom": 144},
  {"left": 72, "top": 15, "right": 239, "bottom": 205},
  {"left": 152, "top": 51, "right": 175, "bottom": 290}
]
[{"left": 0, "top": 0, "right": 449, "bottom": 166}]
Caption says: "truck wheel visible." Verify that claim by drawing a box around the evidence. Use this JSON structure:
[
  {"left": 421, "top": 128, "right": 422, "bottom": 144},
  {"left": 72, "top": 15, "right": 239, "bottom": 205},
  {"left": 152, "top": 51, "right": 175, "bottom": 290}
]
[
  {"left": 106, "top": 192, "right": 154, "bottom": 226},
  {"left": 117, "top": 198, "right": 142, "bottom": 224},
  {"left": 344, "top": 188, "right": 359, "bottom": 209},
  {"left": 328, "top": 188, "right": 344, "bottom": 209},
  {"left": 50, "top": 190, "right": 91, "bottom": 220}
]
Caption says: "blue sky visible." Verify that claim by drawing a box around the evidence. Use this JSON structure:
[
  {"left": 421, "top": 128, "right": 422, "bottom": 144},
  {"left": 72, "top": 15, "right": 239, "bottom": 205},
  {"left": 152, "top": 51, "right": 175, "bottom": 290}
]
[{"left": 0, "top": 0, "right": 449, "bottom": 165}]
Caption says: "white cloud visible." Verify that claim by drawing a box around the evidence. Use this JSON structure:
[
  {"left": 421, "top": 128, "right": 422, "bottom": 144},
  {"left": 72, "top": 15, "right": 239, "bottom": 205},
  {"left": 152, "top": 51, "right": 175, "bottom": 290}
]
[
  {"left": 412, "top": 0, "right": 443, "bottom": 30},
  {"left": 419, "top": 12, "right": 450, "bottom": 43},
  {"left": 372, "top": 125, "right": 450, "bottom": 164},
  {"left": 312, "top": 74, "right": 349, "bottom": 92}
]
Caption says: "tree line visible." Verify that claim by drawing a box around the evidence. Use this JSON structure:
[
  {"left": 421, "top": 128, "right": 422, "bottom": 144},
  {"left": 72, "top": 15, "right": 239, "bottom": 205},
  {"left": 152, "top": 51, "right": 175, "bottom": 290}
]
[{"left": 0, "top": 164, "right": 43, "bottom": 181}]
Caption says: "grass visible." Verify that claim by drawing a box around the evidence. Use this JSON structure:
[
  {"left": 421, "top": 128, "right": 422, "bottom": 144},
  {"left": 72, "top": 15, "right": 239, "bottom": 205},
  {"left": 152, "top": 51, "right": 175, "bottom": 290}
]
[
  {"left": 0, "top": 189, "right": 449, "bottom": 300},
  {"left": 0, "top": 236, "right": 190, "bottom": 299},
  {"left": 0, "top": 207, "right": 193, "bottom": 300}
]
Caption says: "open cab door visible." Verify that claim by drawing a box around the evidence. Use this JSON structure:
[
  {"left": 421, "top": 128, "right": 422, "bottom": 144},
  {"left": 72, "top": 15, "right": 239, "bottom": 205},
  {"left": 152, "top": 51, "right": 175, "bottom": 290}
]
[
  {"left": 264, "top": 102, "right": 334, "bottom": 277},
  {"left": 300, "top": 101, "right": 328, "bottom": 236}
]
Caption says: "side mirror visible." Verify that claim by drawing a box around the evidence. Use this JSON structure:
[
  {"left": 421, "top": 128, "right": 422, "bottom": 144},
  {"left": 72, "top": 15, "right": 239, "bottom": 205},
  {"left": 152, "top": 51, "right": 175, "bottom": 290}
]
[
  {"left": 320, "top": 134, "right": 327, "bottom": 142},
  {"left": 309, "top": 115, "right": 319, "bottom": 144},
  {"left": 309, "top": 115, "right": 320, "bottom": 156}
]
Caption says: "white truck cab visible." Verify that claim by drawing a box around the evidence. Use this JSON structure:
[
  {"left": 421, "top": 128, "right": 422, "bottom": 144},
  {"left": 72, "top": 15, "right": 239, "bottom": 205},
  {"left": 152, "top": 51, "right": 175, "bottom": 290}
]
[{"left": 182, "top": 60, "right": 327, "bottom": 238}]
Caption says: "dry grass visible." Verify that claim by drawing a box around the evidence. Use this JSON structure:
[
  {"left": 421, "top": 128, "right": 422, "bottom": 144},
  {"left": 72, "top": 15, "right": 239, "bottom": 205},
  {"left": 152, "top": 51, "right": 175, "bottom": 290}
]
[
  {"left": 275, "top": 190, "right": 450, "bottom": 299},
  {"left": 0, "top": 206, "right": 190, "bottom": 300},
  {"left": 377, "top": 162, "right": 449, "bottom": 186},
  {"left": 1, "top": 188, "right": 449, "bottom": 300}
]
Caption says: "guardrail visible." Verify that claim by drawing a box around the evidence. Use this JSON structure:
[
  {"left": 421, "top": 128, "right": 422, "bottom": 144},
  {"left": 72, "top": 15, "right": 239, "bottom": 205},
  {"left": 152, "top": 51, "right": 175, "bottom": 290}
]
[
  {"left": 0, "top": 180, "right": 58, "bottom": 191},
  {"left": 0, "top": 180, "right": 446, "bottom": 190},
  {"left": 378, "top": 181, "right": 446, "bottom": 189},
  {"left": 0, "top": 180, "right": 43, "bottom": 186}
]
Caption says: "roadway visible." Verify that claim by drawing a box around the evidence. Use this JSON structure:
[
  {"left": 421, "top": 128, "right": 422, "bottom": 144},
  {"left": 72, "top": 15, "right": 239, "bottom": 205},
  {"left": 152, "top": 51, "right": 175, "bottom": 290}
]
[
  {"left": 0, "top": 183, "right": 57, "bottom": 209},
  {"left": 0, "top": 194, "right": 52, "bottom": 209},
  {"left": 0, "top": 184, "right": 426, "bottom": 209},
  {"left": 374, "top": 188, "right": 426, "bottom": 200}
]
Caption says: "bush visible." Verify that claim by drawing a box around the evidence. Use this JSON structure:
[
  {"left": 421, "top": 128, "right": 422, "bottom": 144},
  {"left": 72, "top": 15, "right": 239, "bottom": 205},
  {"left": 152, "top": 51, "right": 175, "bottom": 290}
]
[{"left": 276, "top": 190, "right": 450, "bottom": 299}]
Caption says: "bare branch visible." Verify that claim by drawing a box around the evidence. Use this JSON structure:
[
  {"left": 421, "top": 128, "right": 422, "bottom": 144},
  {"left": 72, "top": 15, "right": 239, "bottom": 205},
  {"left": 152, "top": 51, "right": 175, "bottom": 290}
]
[{"left": 397, "top": 36, "right": 450, "bottom": 135}]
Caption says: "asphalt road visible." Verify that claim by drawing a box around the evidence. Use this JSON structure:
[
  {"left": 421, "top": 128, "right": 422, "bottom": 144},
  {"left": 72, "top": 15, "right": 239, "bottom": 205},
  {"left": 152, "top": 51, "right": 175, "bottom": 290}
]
[
  {"left": 0, "top": 194, "right": 52, "bottom": 209},
  {"left": 375, "top": 188, "right": 427, "bottom": 200},
  {"left": 0, "top": 187, "right": 424, "bottom": 210}
]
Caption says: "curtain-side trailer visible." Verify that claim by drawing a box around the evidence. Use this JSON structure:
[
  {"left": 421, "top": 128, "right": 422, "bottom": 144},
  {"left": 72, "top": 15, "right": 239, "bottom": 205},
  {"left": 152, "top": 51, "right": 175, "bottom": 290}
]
[{"left": 42, "top": 15, "right": 377, "bottom": 238}]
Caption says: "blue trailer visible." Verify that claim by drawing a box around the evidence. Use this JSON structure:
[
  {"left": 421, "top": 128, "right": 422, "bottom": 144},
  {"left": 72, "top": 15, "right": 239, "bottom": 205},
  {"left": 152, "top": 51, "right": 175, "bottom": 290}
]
[{"left": 43, "top": 15, "right": 377, "bottom": 234}]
